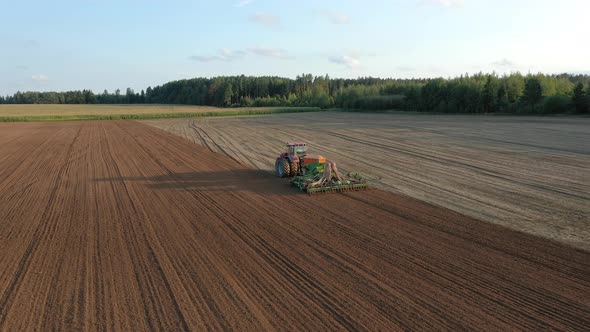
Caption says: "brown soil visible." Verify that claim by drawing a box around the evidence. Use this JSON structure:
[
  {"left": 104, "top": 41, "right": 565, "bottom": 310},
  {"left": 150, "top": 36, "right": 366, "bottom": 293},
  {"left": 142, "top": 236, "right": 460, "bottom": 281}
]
[
  {"left": 145, "top": 112, "right": 590, "bottom": 250},
  {"left": 0, "top": 121, "right": 589, "bottom": 331}
]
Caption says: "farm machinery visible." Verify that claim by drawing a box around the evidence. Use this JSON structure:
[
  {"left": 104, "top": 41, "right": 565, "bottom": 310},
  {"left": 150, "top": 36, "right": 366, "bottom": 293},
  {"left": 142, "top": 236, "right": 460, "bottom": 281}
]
[{"left": 275, "top": 142, "right": 369, "bottom": 194}]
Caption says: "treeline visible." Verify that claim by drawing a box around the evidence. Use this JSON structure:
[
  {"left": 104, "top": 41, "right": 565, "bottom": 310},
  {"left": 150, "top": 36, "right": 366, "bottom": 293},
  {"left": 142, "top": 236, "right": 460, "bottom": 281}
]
[
  {"left": 1, "top": 73, "right": 589, "bottom": 114},
  {"left": 0, "top": 88, "right": 146, "bottom": 104}
]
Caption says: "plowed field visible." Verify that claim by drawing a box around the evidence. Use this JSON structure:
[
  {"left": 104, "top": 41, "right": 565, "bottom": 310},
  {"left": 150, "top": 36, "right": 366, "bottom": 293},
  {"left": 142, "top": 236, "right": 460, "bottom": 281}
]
[
  {"left": 1, "top": 121, "right": 589, "bottom": 331},
  {"left": 146, "top": 112, "right": 590, "bottom": 250}
]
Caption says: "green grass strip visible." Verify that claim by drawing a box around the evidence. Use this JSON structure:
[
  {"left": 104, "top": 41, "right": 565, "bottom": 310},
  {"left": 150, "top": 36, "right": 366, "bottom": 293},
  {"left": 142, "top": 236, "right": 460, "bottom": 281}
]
[{"left": 0, "top": 107, "right": 324, "bottom": 122}]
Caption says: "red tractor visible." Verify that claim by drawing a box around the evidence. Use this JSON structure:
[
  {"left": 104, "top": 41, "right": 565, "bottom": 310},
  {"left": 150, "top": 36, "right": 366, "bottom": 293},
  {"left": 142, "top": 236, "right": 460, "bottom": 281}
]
[
  {"left": 275, "top": 142, "right": 326, "bottom": 178},
  {"left": 275, "top": 142, "right": 369, "bottom": 193}
]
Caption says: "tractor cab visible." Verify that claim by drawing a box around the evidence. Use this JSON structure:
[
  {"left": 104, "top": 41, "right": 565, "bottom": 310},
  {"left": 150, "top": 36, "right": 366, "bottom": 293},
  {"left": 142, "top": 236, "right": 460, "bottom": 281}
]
[{"left": 287, "top": 142, "right": 308, "bottom": 156}]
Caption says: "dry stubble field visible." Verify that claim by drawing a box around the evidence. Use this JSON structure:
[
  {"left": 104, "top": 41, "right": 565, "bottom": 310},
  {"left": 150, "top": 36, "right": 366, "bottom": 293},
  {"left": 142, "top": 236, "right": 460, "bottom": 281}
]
[
  {"left": 0, "top": 104, "right": 307, "bottom": 117},
  {"left": 146, "top": 112, "right": 590, "bottom": 250},
  {"left": 0, "top": 111, "right": 589, "bottom": 331}
]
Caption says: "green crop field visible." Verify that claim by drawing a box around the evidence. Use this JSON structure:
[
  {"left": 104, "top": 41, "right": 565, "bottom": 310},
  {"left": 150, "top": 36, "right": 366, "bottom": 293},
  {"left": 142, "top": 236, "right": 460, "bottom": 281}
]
[{"left": 0, "top": 104, "right": 322, "bottom": 122}]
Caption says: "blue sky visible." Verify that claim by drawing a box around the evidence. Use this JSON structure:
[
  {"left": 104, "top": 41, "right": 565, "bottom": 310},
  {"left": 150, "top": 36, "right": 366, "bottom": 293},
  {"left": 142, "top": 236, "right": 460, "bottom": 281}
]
[{"left": 1, "top": 0, "right": 588, "bottom": 95}]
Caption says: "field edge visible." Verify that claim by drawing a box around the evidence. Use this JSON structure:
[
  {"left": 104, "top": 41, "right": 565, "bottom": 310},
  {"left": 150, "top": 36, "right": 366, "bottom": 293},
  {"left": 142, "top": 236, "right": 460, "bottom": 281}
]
[{"left": 0, "top": 106, "right": 323, "bottom": 122}]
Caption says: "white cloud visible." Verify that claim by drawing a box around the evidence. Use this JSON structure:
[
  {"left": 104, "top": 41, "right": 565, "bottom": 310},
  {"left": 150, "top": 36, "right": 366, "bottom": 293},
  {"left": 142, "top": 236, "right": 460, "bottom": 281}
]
[
  {"left": 321, "top": 11, "right": 351, "bottom": 24},
  {"left": 329, "top": 55, "right": 361, "bottom": 69},
  {"left": 424, "top": 0, "right": 464, "bottom": 8},
  {"left": 31, "top": 74, "right": 48, "bottom": 81},
  {"left": 189, "top": 49, "right": 246, "bottom": 62},
  {"left": 248, "top": 47, "right": 289, "bottom": 59},
  {"left": 189, "top": 47, "right": 290, "bottom": 62},
  {"left": 234, "top": 0, "right": 254, "bottom": 8},
  {"left": 397, "top": 65, "right": 416, "bottom": 72},
  {"left": 189, "top": 55, "right": 218, "bottom": 62},
  {"left": 22, "top": 40, "right": 40, "bottom": 48},
  {"left": 492, "top": 58, "right": 516, "bottom": 67},
  {"left": 235, "top": 0, "right": 252, "bottom": 7},
  {"left": 249, "top": 12, "right": 280, "bottom": 28}
]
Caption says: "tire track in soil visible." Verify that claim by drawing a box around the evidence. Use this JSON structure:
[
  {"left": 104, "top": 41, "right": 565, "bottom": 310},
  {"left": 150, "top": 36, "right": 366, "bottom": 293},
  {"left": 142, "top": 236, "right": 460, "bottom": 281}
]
[
  {"left": 0, "top": 120, "right": 589, "bottom": 331},
  {"left": 0, "top": 123, "right": 83, "bottom": 330},
  {"left": 131, "top": 141, "right": 272, "bottom": 329}
]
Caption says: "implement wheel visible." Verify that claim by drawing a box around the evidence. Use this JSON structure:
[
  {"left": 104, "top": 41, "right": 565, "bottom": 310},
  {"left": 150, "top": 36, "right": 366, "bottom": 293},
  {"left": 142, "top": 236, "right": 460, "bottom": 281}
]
[{"left": 275, "top": 158, "right": 291, "bottom": 178}]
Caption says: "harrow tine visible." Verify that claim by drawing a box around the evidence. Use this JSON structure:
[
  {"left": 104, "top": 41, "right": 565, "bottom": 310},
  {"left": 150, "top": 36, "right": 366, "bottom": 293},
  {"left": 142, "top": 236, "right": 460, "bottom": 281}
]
[{"left": 302, "top": 183, "right": 370, "bottom": 195}]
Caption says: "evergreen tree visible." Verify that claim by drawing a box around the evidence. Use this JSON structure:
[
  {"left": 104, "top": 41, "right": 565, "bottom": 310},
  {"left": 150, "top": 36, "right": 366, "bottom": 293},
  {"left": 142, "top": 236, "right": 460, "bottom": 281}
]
[
  {"left": 505, "top": 73, "right": 525, "bottom": 102},
  {"left": 496, "top": 84, "right": 509, "bottom": 113},
  {"left": 522, "top": 77, "right": 543, "bottom": 108},
  {"left": 223, "top": 83, "right": 233, "bottom": 106},
  {"left": 126, "top": 88, "right": 135, "bottom": 103},
  {"left": 481, "top": 75, "right": 496, "bottom": 113}
]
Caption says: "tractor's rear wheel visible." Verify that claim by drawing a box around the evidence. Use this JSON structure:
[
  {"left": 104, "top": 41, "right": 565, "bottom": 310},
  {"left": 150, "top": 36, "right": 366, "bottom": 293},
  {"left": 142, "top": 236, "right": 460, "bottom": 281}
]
[
  {"left": 275, "top": 158, "right": 290, "bottom": 177},
  {"left": 290, "top": 161, "right": 299, "bottom": 177}
]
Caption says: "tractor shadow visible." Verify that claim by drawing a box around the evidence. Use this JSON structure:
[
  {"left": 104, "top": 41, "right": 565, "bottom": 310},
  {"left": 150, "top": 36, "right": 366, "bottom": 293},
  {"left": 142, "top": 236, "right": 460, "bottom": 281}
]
[{"left": 95, "top": 168, "right": 305, "bottom": 196}]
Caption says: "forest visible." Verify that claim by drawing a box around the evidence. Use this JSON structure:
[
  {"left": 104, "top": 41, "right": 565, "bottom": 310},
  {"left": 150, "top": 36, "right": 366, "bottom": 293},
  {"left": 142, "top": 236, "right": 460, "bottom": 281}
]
[{"left": 1, "top": 73, "right": 589, "bottom": 114}]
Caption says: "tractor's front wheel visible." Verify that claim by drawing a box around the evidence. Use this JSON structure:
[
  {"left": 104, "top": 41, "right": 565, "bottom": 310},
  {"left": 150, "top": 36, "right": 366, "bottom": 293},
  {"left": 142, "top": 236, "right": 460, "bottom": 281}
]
[{"left": 275, "top": 158, "right": 290, "bottom": 177}]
